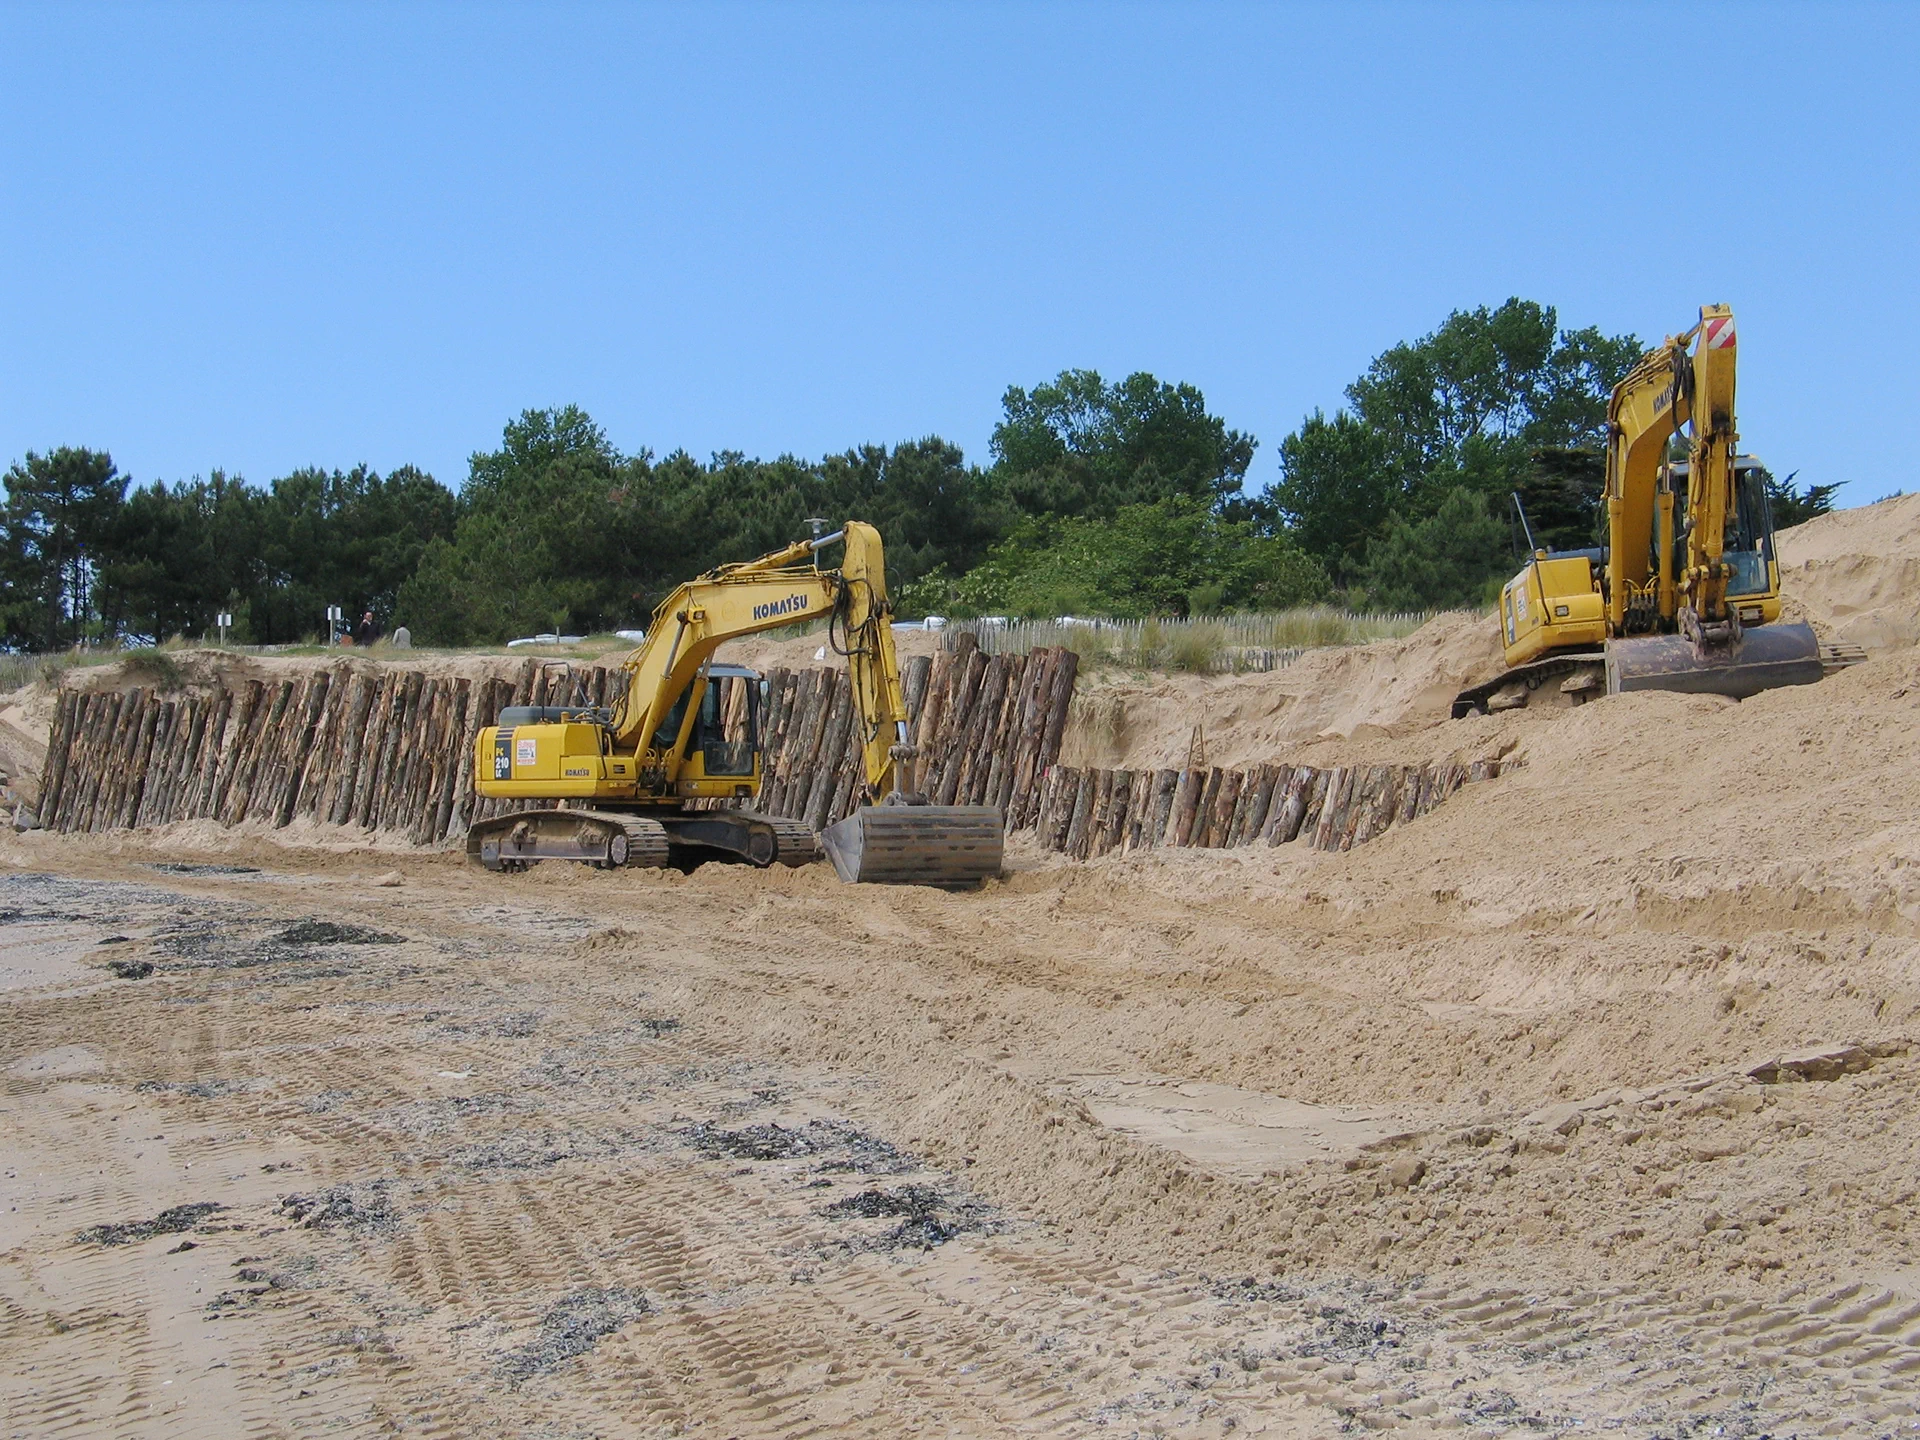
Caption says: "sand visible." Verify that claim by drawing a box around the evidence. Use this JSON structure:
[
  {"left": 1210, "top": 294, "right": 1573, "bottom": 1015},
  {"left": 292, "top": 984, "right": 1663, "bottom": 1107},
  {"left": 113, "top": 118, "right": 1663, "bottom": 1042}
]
[
  {"left": 1778, "top": 489, "right": 1920, "bottom": 652},
  {"left": 3, "top": 510, "right": 1919, "bottom": 1435}
]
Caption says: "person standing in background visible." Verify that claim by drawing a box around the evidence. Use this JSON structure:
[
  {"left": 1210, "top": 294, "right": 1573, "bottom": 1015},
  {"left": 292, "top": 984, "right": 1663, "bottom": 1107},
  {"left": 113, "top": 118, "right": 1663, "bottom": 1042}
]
[{"left": 355, "top": 610, "right": 376, "bottom": 647}]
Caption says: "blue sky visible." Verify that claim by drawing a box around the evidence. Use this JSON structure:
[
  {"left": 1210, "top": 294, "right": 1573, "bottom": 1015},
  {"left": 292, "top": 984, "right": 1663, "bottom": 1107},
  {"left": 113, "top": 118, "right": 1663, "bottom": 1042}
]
[{"left": 3, "top": 2, "right": 1915, "bottom": 508}]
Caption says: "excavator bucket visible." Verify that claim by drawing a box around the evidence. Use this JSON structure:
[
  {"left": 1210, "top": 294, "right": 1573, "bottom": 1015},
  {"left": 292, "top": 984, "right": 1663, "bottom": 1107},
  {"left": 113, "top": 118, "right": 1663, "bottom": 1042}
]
[
  {"left": 818, "top": 804, "right": 1004, "bottom": 887},
  {"left": 1605, "top": 621, "right": 1825, "bottom": 700}
]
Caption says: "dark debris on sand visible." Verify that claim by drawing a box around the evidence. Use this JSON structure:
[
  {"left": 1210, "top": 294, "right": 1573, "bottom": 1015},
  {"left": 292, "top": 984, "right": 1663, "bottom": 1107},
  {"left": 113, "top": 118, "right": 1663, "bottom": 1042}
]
[
  {"left": 75, "top": 1201, "right": 225, "bottom": 1247},
  {"left": 496, "top": 1287, "right": 650, "bottom": 1386}
]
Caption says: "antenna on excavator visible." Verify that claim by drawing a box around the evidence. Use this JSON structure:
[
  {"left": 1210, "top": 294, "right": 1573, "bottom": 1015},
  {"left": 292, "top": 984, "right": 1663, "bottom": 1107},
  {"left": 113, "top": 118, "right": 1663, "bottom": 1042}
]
[{"left": 803, "top": 517, "right": 831, "bottom": 539}]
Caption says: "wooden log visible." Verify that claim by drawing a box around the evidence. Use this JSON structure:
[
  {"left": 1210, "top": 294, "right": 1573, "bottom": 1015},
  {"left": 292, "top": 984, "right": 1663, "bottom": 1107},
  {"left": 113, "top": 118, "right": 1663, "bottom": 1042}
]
[
  {"left": 804, "top": 673, "right": 855, "bottom": 831},
  {"left": 1338, "top": 766, "right": 1380, "bottom": 851},
  {"left": 369, "top": 671, "right": 425, "bottom": 830},
  {"left": 1396, "top": 764, "right": 1424, "bottom": 826},
  {"left": 146, "top": 696, "right": 191, "bottom": 824},
  {"left": 208, "top": 680, "right": 264, "bottom": 823},
  {"left": 116, "top": 697, "right": 163, "bottom": 828},
  {"left": 274, "top": 676, "right": 332, "bottom": 825},
  {"left": 429, "top": 679, "right": 471, "bottom": 843},
  {"left": 1353, "top": 766, "right": 1401, "bottom": 848},
  {"left": 349, "top": 673, "right": 400, "bottom": 828},
  {"left": 1035, "top": 647, "right": 1079, "bottom": 776},
  {"left": 450, "top": 677, "right": 493, "bottom": 833},
  {"left": 982, "top": 652, "right": 1029, "bottom": 813},
  {"left": 790, "top": 670, "right": 840, "bottom": 819},
  {"left": 768, "top": 670, "right": 824, "bottom": 817},
  {"left": 386, "top": 674, "right": 433, "bottom": 827},
  {"left": 762, "top": 668, "right": 797, "bottom": 785},
  {"left": 225, "top": 680, "right": 291, "bottom": 823},
  {"left": 296, "top": 669, "right": 350, "bottom": 820},
  {"left": 970, "top": 653, "right": 1019, "bottom": 806},
  {"left": 901, "top": 653, "right": 933, "bottom": 725},
  {"left": 38, "top": 691, "right": 78, "bottom": 827},
  {"left": 62, "top": 690, "right": 106, "bottom": 829},
  {"left": 1043, "top": 767, "right": 1080, "bottom": 852},
  {"left": 80, "top": 690, "right": 123, "bottom": 830},
  {"left": 915, "top": 646, "right": 956, "bottom": 760},
  {"left": 1079, "top": 769, "right": 1111, "bottom": 859},
  {"left": 1264, "top": 765, "right": 1309, "bottom": 845},
  {"left": 128, "top": 699, "right": 168, "bottom": 827},
  {"left": 931, "top": 649, "right": 989, "bottom": 804},
  {"left": 176, "top": 696, "right": 217, "bottom": 823},
  {"left": 1200, "top": 769, "right": 1240, "bottom": 848},
  {"left": 510, "top": 658, "right": 536, "bottom": 707},
  {"left": 245, "top": 678, "right": 301, "bottom": 824},
  {"left": 1146, "top": 767, "right": 1178, "bottom": 848},
  {"left": 184, "top": 688, "right": 232, "bottom": 821},
  {"left": 1033, "top": 765, "right": 1062, "bottom": 845},
  {"left": 133, "top": 701, "right": 178, "bottom": 827},
  {"left": 251, "top": 679, "right": 306, "bottom": 822},
  {"left": 1237, "top": 764, "right": 1281, "bottom": 846},
  {"left": 89, "top": 688, "right": 140, "bottom": 830},
  {"left": 758, "top": 670, "right": 798, "bottom": 814},
  {"left": 1167, "top": 768, "right": 1204, "bottom": 847},
  {"left": 55, "top": 693, "right": 93, "bottom": 831},
  {"left": 326, "top": 674, "right": 380, "bottom": 825},
  {"left": 827, "top": 712, "right": 863, "bottom": 825},
  {"left": 1467, "top": 758, "right": 1500, "bottom": 782},
  {"left": 1105, "top": 765, "right": 1130, "bottom": 854},
  {"left": 1308, "top": 767, "right": 1349, "bottom": 850},
  {"left": 1123, "top": 768, "right": 1154, "bottom": 853},
  {"left": 414, "top": 681, "right": 456, "bottom": 838},
  {"left": 405, "top": 675, "right": 448, "bottom": 823},
  {"left": 81, "top": 691, "right": 126, "bottom": 830},
  {"left": 1193, "top": 768, "right": 1226, "bottom": 847},
  {"left": 1064, "top": 768, "right": 1100, "bottom": 859},
  {"left": 1003, "top": 647, "right": 1058, "bottom": 829},
  {"left": 48, "top": 693, "right": 87, "bottom": 830},
  {"left": 114, "top": 689, "right": 159, "bottom": 829},
  {"left": 66, "top": 693, "right": 116, "bottom": 831},
  {"left": 1222, "top": 770, "right": 1253, "bottom": 847}
]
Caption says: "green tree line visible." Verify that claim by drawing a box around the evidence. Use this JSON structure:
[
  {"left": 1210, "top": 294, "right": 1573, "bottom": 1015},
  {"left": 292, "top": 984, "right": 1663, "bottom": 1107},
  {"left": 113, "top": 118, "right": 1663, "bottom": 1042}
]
[{"left": 1, "top": 298, "right": 1838, "bottom": 650}]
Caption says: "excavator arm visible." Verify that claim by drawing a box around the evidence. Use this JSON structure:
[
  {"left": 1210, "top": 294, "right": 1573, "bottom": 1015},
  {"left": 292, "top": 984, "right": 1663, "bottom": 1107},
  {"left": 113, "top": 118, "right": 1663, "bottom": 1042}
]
[
  {"left": 610, "top": 522, "right": 917, "bottom": 801},
  {"left": 1605, "top": 303, "right": 1741, "bottom": 639}
]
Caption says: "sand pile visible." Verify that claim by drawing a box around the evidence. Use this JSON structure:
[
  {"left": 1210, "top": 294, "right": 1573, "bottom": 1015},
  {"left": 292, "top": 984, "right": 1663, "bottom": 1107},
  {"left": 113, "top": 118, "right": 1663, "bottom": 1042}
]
[
  {"left": 1059, "top": 609, "right": 1505, "bottom": 770},
  {"left": 1777, "top": 489, "right": 1920, "bottom": 652}
]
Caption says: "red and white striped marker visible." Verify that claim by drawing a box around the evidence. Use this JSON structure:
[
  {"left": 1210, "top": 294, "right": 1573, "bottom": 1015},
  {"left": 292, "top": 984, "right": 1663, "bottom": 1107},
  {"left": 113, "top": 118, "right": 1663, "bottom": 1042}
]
[{"left": 1702, "top": 314, "right": 1737, "bottom": 350}]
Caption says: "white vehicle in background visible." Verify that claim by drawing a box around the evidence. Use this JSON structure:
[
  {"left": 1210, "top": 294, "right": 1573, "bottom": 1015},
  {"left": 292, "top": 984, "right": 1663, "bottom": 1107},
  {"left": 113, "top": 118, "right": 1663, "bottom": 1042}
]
[{"left": 506, "top": 633, "right": 585, "bottom": 648}]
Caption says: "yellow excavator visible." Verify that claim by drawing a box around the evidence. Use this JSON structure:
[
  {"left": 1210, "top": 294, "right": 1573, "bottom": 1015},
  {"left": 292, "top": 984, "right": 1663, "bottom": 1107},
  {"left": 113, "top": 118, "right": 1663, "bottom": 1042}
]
[
  {"left": 466, "top": 522, "right": 1003, "bottom": 886},
  {"left": 1454, "top": 303, "right": 1852, "bottom": 717}
]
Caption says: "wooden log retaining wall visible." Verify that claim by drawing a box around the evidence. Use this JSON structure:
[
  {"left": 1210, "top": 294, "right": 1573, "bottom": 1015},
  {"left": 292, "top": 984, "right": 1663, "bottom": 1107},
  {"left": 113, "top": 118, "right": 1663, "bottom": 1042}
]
[
  {"left": 37, "top": 636, "right": 1084, "bottom": 845},
  {"left": 1027, "top": 754, "right": 1515, "bottom": 861}
]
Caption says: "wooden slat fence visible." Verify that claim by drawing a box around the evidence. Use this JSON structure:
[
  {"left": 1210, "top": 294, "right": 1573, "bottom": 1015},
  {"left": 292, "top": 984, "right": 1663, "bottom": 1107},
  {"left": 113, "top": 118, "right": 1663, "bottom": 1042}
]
[
  {"left": 36, "top": 636, "right": 1085, "bottom": 846},
  {"left": 1027, "top": 754, "right": 1515, "bottom": 860}
]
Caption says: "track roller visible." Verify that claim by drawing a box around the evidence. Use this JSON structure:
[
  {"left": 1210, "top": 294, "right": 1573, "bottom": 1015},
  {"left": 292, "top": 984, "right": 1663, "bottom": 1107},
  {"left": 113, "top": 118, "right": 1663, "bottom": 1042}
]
[{"left": 467, "top": 810, "right": 671, "bottom": 872}]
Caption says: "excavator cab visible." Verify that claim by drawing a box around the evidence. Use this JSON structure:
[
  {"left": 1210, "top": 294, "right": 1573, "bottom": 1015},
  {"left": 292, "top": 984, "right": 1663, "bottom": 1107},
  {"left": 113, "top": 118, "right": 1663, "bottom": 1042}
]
[{"left": 1658, "top": 457, "right": 1783, "bottom": 628}]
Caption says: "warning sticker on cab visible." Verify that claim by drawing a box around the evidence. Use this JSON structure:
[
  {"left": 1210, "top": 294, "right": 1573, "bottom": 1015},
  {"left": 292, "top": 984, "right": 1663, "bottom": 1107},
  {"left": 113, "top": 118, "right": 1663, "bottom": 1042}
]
[{"left": 515, "top": 737, "right": 537, "bottom": 766}]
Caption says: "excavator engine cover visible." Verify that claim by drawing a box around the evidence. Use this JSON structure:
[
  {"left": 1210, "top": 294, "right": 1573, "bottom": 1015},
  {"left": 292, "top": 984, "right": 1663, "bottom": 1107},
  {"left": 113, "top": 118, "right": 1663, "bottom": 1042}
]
[
  {"left": 819, "top": 804, "right": 1003, "bottom": 887},
  {"left": 1604, "top": 621, "right": 1824, "bottom": 700}
]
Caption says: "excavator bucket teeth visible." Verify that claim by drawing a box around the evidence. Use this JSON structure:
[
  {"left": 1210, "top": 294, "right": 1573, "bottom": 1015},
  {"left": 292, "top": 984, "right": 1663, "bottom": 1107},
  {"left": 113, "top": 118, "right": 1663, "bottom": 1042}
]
[
  {"left": 818, "top": 805, "right": 1004, "bottom": 887},
  {"left": 1605, "top": 622, "right": 1824, "bottom": 700}
]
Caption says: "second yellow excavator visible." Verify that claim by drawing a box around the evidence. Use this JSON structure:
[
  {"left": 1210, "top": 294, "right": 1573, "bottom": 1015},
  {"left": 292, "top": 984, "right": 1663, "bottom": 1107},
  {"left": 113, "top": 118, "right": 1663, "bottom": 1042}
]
[
  {"left": 464, "top": 522, "right": 1002, "bottom": 886},
  {"left": 1454, "top": 304, "right": 1855, "bottom": 717}
]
